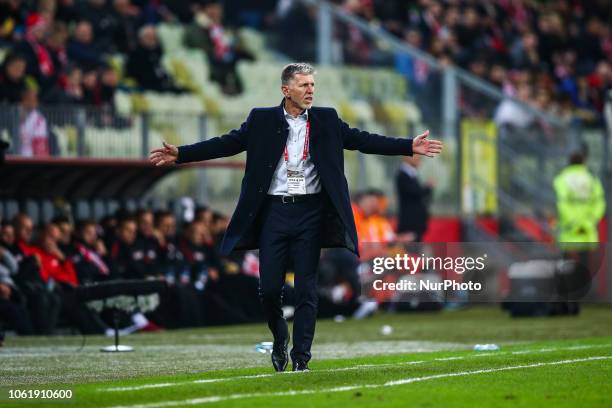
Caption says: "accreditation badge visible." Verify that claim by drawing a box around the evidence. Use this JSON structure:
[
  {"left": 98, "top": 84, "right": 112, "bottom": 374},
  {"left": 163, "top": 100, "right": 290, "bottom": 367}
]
[{"left": 287, "top": 168, "right": 307, "bottom": 195}]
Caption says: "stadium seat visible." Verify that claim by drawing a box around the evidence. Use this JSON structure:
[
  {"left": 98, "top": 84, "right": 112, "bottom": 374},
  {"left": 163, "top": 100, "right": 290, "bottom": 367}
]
[
  {"left": 2, "top": 200, "right": 19, "bottom": 221},
  {"left": 40, "top": 200, "right": 55, "bottom": 224},
  {"left": 74, "top": 200, "right": 91, "bottom": 220},
  {"left": 24, "top": 200, "right": 39, "bottom": 225}
]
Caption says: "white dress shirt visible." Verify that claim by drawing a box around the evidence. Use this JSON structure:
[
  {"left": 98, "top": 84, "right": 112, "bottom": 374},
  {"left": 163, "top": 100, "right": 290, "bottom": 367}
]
[{"left": 268, "top": 108, "right": 321, "bottom": 195}]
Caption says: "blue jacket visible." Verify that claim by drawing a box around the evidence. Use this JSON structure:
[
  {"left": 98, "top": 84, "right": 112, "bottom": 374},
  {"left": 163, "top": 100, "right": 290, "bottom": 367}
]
[{"left": 176, "top": 101, "right": 414, "bottom": 256}]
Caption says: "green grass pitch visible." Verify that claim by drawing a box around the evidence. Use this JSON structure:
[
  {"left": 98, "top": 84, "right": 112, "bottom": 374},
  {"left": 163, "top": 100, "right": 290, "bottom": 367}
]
[{"left": 1, "top": 306, "right": 611, "bottom": 407}]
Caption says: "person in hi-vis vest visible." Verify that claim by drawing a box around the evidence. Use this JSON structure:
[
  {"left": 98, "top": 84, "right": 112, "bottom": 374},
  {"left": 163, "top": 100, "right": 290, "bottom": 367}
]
[{"left": 553, "top": 150, "right": 606, "bottom": 247}]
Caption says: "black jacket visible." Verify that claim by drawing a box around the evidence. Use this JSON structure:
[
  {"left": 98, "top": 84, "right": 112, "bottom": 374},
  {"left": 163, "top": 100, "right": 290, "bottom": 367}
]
[
  {"left": 125, "top": 45, "right": 178, "bottom": 92},
  {"left": 176, "top": 102, "right": 414, "bottom": 256},
  {"left": 395, "top": 167, "right": 432, "bottom": 236}
]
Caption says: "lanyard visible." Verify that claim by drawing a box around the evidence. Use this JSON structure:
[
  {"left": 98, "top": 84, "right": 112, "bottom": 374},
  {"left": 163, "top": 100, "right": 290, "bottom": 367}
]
[{"left": 283, "top": 120, "right": 310, "bottom": 163}]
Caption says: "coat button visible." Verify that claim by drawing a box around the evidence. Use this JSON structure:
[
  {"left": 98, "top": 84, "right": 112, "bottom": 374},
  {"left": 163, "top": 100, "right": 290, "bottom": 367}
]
[
  {"left": 268, "top": 163, "right": 273, "bottom": 168},
  {"left": 258, "top": 187, "right": 263, "bottom": 193},
  {"left": 249, "top": 212, "right": 254, "bottom": 217}
]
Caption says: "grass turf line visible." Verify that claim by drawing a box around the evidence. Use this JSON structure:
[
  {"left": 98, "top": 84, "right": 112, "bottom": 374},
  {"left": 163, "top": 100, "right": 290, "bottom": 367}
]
[
  {"left": 1, "top": 306, "right": 611, "bottom": 407},
  {"left": 3, "top": 338, "right": 612, "bottom": 407}
]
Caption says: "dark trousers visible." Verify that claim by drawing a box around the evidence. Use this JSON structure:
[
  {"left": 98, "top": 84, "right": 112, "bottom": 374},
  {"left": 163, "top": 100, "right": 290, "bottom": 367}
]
[{"left": 258, "top": 195, "right": 322, "bottom": 363}]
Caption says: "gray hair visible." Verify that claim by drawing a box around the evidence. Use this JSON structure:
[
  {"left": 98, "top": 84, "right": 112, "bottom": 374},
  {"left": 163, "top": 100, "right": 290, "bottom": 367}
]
[{"left": 281, "top": 63, "right": 316, "bottom": 85}]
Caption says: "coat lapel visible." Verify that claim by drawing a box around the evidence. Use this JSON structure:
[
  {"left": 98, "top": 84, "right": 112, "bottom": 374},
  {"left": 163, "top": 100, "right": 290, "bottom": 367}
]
[
  {"left": 272, "top": 100, "right": 289, "bottom": 159},
  {"left": 307, "top": 108, "right": 321, "bottom": 144}
]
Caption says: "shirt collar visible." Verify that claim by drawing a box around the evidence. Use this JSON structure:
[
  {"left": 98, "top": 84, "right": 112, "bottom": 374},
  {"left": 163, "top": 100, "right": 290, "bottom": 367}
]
[{"left": 283, "top": 107, "right": 308, "bottom": 121}]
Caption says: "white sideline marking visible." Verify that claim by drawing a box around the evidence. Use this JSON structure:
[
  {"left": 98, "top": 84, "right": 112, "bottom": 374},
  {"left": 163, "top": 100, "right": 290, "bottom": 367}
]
[
  {"left": 99, "top": 343, "right": 611, "bottom": 392},
  {"left": 98, "top": 343, "right": 612, "bottom": 393},
  {"left": 106, "top": 356, "right": 612, "bottom": 408},
  {"left": 102, "top": 360, "right": 428, "bottom": 392}
]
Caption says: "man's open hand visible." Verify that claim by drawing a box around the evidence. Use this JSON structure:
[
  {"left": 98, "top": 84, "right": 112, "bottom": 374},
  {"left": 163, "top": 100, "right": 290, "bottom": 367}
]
[
  {"left": 149, "top": 141, "right": 178, "bottom": 166},
  {"left": 412, "top": 130, "right": 443, "bottom": 157}
]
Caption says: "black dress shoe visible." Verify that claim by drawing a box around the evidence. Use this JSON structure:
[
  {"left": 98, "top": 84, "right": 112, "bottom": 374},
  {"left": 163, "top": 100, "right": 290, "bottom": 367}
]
[
  {"left": 271, "top": 338, "right": 289, "bottom": 372},
  {"left": 292, "top": 360, "right": 310, "bottom": 372}
]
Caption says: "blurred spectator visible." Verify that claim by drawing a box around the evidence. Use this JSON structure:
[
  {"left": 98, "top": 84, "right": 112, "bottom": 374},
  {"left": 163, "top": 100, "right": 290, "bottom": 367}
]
[
  {"left": 33, "top": 222, "right": 110, "bottom": 334},
  {"left": 454, "top": 7, "right": 484, "bottom": 63},
  {"left": 53, "top": 215, "right": 74, "bottom": 252},
  {"left": 494, "top": 83, "right": 535, "bottom": 130},
  {"left": 317, "top": 248, "right": 361, "bottom": 318},
  {"left": 210, "top": 211, "right": 229, "bottom": 245},
  {"left": 134, "top": 209, "right": 162, "bottom": 278},
  {"left": 111, "top": 0, "right": 140, "bottom": 54},
  {"left": 336, "top": 0, "right": 385, "bottom": 65},
  {"left": 395, "top": 154, "right": 432, "bottom": 243},
  {"left": 510, "top": 31, "right": 541, "bottom": 71},
  {"left": 587, "top": 62, "right": 612, "bottom": 112},
  {"left": 8, "top": 214, "right": 61, "bottom": 334},
  {"left": 0, "top": 52, "right": 27, "bottom": 104},
  {"left": 353, "top": 189, "right": 396, "bottom": 260},
  {"left": 34, "top": 223, "right": 78, "bottom": 286},
  {"left": 183, "top": 0, "right": 255, "bottom": 95},
  {"left": 45, "top": 22, "right": 70, "bottom": 81},
  {"left": 0, "top": 221, "right": 34, "bottom": 335},
  {"left": 100, "top": 214, "right": 118, "bottom": 249},
  {"left": 55, "top": 64, "right": 84, "bottom": 104},
  {"left": 126, "top": 24, "right": 185, "bottom": 93},
  {"left": 72, "top": 219, "right": 111, "bottom": 284},
  {"left": 18, "top": 87, "right": 52, "bottom": 157},
  {"left": 77, "top": 0, "right": 118, "bottom": 52},
  {"left": 395, "top": 28, "right": 430, "bottom": 90},
  {"left": 153, "top": 211, "right": 202, "bottom": 328},
  {"left": 223, "top": 0, "right": 277, "bottom": 30},
  {"left": 0, "top": 0, "right": 27, "bottom": 46},
  {"left": 108, "top": 216, "right": 147, "bottom": 279},
  {"left": 154, "top": 210, "right": 181, "bottom": 280},
  {"left": 272, "top": 0, "right": 316, "bottom": 63},
  {"left": 55, "top": 0, "right": 80, "bottom": 25},
  {"left": 462, "top": 58, "right": 494, "bottom": 117},
  {"left": 160, "top": 0, "right": 193, "bottom": 24},
  {"left": 67, "top": 20, "right": 108, "bottom": 70},
  {"left": 134, "top": 0, "right": 175, "bottom": 25},
  {"left": 99, "top": 66, "right": 119, "bottom": 105},
  {"left": 194, "top": 205, "right": 214, "bottom": 231},
  {"left": 12, "top": 13, "right": 55, "bottom": 94},
  {"left": 81, "top": 67, "right": 100, "bottom": 104},
  {"left": 81, "top": 66, "right": 124, "bottom": 127},
  {"left": 36, "top": 0, "right": 56, "bottom": 19},
  {"left": 179, "top": 220, "right": 252, "bottom": 325},
  {"left": 102, "top": 213, "right": 163, "bottom": 332},
  {"left": 178, "top": 220, "right": 220, "bottom": 284}
]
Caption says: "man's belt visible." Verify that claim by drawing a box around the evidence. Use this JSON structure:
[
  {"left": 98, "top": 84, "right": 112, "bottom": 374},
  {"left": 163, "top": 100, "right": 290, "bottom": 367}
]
[{"left": 268, "top": 193, "right": 321, "bottom": 204}]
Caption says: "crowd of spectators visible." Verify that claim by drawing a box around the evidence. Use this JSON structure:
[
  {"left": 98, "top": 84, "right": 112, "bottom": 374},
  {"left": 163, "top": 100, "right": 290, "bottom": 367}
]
[
  {"left": 0, "top": 0, "right": 274, "bottom": 105},
  {"left": 0, "top": 205, "right": 268, "bottom": 336},
  {"left": 0, "top": 0, "right": 190, "bottom": 108},
  {"left": 0, "top": 188, "right": 430, "bottom": 336},
  {"left": 334, "top": 0, "right": 612, "bottom": 123},
  {"left": 2, "top": 0, "right": 610, "bottom": 120}
]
